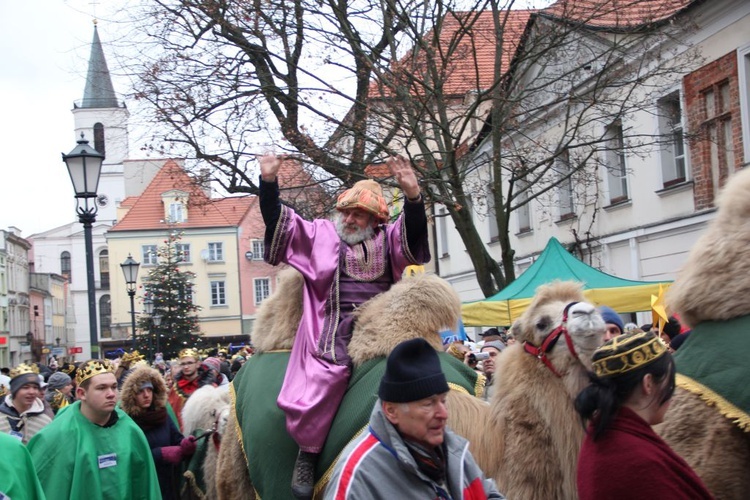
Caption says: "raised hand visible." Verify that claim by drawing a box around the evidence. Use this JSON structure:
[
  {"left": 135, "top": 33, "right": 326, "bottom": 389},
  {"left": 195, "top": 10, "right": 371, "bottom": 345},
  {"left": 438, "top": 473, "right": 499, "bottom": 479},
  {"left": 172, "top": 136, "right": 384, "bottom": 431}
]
[
  {"left": 259, "top": 154, "right": 282, "bottom": 182},
  {"left": 386, "top": 155, "right": 420, "bottom": 200}
]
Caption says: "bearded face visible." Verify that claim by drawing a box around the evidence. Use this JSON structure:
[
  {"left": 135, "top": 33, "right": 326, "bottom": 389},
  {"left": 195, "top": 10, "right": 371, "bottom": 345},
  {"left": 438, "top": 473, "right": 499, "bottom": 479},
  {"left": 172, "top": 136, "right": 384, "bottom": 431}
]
[{"left": 335, "top": 210, "right": 376, "bottom": 245}]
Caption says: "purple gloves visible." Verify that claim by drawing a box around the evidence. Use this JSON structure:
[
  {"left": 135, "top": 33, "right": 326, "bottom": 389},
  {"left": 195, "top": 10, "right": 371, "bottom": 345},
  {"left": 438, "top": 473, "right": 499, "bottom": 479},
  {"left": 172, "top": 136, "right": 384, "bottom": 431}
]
[
  {"left": 160, "top": 446, "right": 183, "bottom": 464},
  {"left": 180, "top": 435, "right": 197, "bottom": 456}
]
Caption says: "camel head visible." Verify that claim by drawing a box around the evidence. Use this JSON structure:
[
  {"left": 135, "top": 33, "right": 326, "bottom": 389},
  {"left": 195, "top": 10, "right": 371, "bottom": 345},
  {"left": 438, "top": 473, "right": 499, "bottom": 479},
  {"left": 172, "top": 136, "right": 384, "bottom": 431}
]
[{"left": 511, "top": 281, "right": 605, "bottom": 379}]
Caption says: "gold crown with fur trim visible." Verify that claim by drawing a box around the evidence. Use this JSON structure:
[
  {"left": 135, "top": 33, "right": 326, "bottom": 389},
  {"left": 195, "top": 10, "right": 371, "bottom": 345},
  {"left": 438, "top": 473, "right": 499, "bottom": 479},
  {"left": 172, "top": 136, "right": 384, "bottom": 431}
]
[
  {"left": 75, "top": 359, "right": 115, "bottom": 386},
  {"left": 10, "top": 363, "right": 39, "bottom": 379},
  {"left": 593, "top": 331, "right": 668, "bottom": 378}
]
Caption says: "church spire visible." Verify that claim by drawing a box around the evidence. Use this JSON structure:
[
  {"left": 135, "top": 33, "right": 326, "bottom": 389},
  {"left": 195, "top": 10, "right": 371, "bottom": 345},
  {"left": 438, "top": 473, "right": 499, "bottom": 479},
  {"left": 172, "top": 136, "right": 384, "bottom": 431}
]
[{"left": 80, "top": 22, "right": 121, "bottom": 109}]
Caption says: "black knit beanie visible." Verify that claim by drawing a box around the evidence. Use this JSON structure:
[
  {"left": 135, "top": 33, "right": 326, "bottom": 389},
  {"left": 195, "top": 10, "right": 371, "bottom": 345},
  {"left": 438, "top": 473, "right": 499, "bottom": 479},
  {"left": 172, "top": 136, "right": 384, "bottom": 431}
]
[{"left": 379, "top": 338, "right": 449, "bottom": 403}]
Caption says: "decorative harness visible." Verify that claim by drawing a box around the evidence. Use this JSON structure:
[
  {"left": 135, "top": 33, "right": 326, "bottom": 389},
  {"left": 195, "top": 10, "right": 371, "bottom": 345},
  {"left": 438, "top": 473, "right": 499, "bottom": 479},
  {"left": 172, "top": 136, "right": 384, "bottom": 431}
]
[{"left": 523, "top": 301, "right": 581, "bottom": 378}]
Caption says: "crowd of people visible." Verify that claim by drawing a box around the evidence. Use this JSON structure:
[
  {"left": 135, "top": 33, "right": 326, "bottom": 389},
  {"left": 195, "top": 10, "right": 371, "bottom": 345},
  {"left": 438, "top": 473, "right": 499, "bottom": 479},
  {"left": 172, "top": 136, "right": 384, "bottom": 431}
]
[{"left": 0, "top": 345, "right": 250, "bottom": 500}]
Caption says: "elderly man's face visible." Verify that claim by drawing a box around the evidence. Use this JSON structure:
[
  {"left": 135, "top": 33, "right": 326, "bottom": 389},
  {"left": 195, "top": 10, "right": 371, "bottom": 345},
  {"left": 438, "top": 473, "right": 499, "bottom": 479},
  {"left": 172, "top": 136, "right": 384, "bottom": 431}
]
[
  {"left": 383, "top": 392, "right": 449, "bottom": 448},
  {"left": 336, "top": 209, "right": 376, "bottom": 245}
]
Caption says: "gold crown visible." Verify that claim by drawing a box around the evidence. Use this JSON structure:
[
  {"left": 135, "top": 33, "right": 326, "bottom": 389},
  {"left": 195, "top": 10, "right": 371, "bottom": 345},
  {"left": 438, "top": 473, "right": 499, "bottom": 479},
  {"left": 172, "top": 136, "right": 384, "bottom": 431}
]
[
  {"left": 593, "top": 331, "right": 668, "bottom": 378},
  {"left": 179, "top": 348, "right": 200, "bottom": 360},
  {"left": 10, "top": 363, "right": 39, "bottom": 379},
  {"left": 75, "top": 360, "right": 115, "bottom": 386},
  {"left": 121, "top": 350, "right": 145, "bottom": 366}
]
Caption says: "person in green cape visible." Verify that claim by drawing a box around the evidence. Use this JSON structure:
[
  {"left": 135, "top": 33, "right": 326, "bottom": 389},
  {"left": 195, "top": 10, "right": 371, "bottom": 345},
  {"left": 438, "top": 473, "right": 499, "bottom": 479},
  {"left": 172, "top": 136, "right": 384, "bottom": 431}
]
[
  {"left": 0, "top": 431, "right": 46, "bottom": 500},
  {"left": 27, "top": 359, "right": 161, "bottom": 500}
]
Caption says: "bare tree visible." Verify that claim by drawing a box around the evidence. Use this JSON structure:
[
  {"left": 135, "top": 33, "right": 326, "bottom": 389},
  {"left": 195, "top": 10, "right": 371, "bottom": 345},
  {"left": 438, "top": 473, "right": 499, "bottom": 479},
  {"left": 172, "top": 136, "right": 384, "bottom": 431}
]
[{"left": 115, "top": 0, "right": 701, "bottom": 297}]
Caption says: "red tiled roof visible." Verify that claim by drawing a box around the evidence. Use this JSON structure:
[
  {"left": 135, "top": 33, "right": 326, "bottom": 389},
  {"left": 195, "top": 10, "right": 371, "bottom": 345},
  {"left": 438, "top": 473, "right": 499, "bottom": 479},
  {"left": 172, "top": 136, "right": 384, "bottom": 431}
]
[
  {"left": 370, "top": 9, "right": 532, "bottom": 99},
  {"left": 110, "top": 160, "right": 252, "bottom": 231},
  {"left": 542, "top": 0, "right": 694, "bottom": 29}
]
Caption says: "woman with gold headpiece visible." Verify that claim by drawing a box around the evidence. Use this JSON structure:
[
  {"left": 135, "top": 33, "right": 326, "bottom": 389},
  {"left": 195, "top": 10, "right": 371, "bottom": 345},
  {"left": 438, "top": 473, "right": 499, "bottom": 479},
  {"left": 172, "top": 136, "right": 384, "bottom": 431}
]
[{"left": 574, "top": 332, "right": 712, "bottom": 499}]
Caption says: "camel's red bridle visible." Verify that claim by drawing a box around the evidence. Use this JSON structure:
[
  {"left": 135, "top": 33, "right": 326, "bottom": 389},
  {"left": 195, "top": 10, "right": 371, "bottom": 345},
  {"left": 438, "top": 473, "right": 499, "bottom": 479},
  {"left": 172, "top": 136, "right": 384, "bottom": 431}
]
[{"left": 523, "top": 301, "right": 581, "bottom": 378}]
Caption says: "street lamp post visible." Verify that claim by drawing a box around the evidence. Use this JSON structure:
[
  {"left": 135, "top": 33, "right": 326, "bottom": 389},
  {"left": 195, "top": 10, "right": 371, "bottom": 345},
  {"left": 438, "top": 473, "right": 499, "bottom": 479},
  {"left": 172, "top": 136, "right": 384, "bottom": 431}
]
[
  {"left": 144, "top": 296, "right": 154, "bottom": 361},
  {"left": 62, "top": 133, "right": 104, "bottom": 358},
  {"left": 121, "top": 255, "right": 141, "bottom": 350}
]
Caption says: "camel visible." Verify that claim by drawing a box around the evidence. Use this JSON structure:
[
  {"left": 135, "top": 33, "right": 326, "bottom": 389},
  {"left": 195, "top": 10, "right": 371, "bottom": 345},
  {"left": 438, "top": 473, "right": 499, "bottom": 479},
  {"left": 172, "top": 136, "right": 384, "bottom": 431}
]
[
  {"left": 656, "top": 167, "right": 750, "bottom": 499},
  {"left": 214, "top": 267, "right": 478, "bottom": 499},
  {"left": 181, "top": 385, "right": 231, "bottom": 500},
  {"left": 478, "top": 281, "right": 605, "bottom": 499}
]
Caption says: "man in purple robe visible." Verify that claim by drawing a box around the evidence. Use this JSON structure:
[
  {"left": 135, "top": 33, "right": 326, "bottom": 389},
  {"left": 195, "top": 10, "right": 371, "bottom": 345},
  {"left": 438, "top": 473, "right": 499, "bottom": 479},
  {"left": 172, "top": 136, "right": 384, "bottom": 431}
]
[{"left": 259, "top": 154, "right": 430, "bottom": 499}]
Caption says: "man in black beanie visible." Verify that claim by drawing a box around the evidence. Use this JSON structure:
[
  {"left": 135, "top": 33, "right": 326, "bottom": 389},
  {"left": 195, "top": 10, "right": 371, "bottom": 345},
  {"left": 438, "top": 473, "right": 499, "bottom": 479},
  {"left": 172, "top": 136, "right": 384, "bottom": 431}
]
[{"left": 325, "top": 338, "right": 503, "bottom": 499}]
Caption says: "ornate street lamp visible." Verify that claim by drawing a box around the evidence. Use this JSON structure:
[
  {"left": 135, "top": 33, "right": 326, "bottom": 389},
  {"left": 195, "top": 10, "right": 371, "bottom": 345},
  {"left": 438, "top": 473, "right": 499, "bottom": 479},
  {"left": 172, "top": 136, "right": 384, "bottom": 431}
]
[
  {"left": 121, "top": 254, "right": 141, "bottom": 350},
  {"left": 63, "top": 133, "right": 104, "bottom": 358}
]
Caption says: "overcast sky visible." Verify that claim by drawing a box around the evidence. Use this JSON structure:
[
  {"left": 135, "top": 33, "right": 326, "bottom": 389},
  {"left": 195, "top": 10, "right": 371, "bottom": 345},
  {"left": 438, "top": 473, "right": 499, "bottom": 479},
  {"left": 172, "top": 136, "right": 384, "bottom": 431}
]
[{"left": 0, "top": 1, "right": 130, "bottom": 237}]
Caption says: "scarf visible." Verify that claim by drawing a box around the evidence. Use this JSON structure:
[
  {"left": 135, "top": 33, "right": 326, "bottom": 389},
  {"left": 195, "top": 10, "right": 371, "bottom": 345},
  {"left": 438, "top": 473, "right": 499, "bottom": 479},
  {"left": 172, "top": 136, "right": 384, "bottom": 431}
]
[
  {"left": 131, "top": 407, "right": 168, "bottom": 431},
  {"left": 404, "top": 439, "right": 447, "bottom": 485}
]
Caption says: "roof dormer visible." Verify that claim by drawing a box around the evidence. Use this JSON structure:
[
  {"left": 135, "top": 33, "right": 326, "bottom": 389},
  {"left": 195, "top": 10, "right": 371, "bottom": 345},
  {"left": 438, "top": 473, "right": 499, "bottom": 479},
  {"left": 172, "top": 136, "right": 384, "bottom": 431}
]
[{"left": 162, "top": 189, "right": 189, "bottom": 223}]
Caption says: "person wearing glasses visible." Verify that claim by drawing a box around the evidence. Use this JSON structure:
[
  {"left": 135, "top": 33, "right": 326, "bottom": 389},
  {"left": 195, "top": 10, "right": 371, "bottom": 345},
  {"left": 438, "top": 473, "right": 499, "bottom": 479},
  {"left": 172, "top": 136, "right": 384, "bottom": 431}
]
[{"left": 167, "top": 348, "right": 202, "bottom": 431}]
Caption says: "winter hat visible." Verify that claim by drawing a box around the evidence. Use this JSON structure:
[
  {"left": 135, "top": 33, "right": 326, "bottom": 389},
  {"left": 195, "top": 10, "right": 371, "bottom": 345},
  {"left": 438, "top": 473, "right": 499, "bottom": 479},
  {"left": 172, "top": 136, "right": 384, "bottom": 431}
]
[
  {"left": 379, "top": 338, "right": 449, "bottom": 403},
  {"left": 336, "top": 179, "right": 389, "bottom": 222},
  {"left": 47, "top": 372, "right": 72, "bottom": 391},
  {"left": 201, "top": 357, "right": 222, "bottom": 373},
  {"left": 481, "top": 340, "right": 506, "bottom": 353},
  {"left": 598, "top": 306, "right": 624, "bottom": 335},
  {"left": 593, "top": 331, "right": 668, "bottom": 378},
  {"left": 9, "top": 364, "right": 40, "bottom": 396},
  {"left": 139, "top": 380, "right": 154, "bottom": 392}
]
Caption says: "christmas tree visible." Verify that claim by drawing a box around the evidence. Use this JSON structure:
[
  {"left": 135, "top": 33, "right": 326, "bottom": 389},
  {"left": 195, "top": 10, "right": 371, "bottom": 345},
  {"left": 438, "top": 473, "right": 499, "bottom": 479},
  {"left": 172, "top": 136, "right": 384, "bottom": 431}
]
[{"left": 136, "top": 231, "right": 203, "bottom": 360}]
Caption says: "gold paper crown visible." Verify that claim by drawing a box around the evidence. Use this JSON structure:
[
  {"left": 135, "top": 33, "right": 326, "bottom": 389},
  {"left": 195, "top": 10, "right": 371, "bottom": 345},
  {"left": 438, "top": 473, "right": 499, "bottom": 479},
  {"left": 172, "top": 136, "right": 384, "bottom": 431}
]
[
  {"left": 75, "top": 360, "right": 115, "bottom": 386},
  {"left": 10, "top": 363, "right": 39, "bottom": 379},
  {"left": 121, "top": 350, "right": 145, "bottom": 366},
  {"left": 179, "top": 348, "right": 200, "bottom": 360},
  {"left": 593, "top": 331, "right": 668, "bottom": 378}
]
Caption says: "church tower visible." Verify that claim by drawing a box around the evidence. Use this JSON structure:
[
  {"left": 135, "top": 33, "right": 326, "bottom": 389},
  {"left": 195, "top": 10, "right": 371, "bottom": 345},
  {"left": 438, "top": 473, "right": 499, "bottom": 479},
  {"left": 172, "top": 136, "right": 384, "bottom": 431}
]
[{"left": 71, "top": 22, "right": 128, "bottom": 223}]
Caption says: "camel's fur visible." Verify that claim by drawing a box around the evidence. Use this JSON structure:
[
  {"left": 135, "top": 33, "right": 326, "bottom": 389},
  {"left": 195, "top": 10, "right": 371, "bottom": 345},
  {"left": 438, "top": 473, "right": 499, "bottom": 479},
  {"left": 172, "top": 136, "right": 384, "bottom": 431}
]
[
  {"left": 484, "top": 281, "right": 604, "bottom": 499},
  {"left": 215, "top": 271, "right": 462, "bottom": 499},
  {"left": 666, "top": 167, "right": 750, "bottom": 328},
  {"left": 657, "top": 167, "right": 750, "bottom": 499}
]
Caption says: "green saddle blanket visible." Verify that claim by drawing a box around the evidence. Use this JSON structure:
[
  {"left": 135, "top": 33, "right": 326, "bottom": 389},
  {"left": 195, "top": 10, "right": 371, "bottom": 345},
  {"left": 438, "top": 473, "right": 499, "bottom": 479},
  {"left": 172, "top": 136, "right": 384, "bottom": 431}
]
[{"left": 231, "top": 350, "right": 480, "bottom": 499}]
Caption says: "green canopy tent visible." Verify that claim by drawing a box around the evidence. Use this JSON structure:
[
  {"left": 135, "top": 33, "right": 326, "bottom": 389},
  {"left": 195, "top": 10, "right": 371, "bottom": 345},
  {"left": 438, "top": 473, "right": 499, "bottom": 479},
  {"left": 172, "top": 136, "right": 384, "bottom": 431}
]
[{"left": 461, "top": 237, "right": 671, "bottom": 326}]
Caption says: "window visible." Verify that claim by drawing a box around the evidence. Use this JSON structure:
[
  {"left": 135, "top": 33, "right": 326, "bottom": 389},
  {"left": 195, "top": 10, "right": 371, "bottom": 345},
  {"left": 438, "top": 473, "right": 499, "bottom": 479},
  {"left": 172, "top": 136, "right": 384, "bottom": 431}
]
[
  {"left": 251, "top": 240, "right": 264, "bottom": 260},
  {"left": 703, "top": 81, "right": 734, "bottom": 196},
  {"left": 94, "top": 122, "right": 105, "bottom": 156},
  {"left": 516, "top": 180, "right": 531, "bottom": 233},
  {"left": 208, "top": 242, "right": 224, "bottom": 262},
  {"left": 605, "top": 123, "right": 628, "bottom": 204},
  {"left": 169, "top": 203, "right": 185, "bottom": 223},
  {"left": 438, "top": 207, "right": 449, "bottom": 257},
  {"left": 210, "top": 281, "right": 226, "bottom": 306},
  {"left": 142, "top": 245, "right": 158, "bottom": 265},
  {"left": 99, "top": 295, "right": 111, "bottom": 339},
  {"left": 556, "top": 150, "right": 575, "bottom": 218},
  {"left": 99, "top": 249, "right": 109, "bottom": 289},
  {"left": 254, "top": 278, "right": 271, "bottom": 305},
  {"left": 175, "top": 243, "right": 191, "bottom": 263},
  {"left": 739, "top": 45, "right": 750, "bottom": 164},
  {"left": 658, "top": 92, "right": 686, "bottom": 186},
  {"left": 60, "top": 251, "right": 71, "bottom": 278}
]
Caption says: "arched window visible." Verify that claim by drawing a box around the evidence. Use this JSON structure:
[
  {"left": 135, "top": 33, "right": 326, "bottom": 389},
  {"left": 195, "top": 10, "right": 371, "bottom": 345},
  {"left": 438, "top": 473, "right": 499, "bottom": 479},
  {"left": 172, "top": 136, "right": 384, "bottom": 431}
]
[
  {"left": 99, "top": 249, "right": 109, "bottom": 289},
  {"left": 60, "top": 252, "right": 71, "bottom": 279},
  {"left": 94, "top": 123, "right": 105, "bottom": 156},
  {"left": 99, "top": 295, "right": 111, "bottom": 339}
]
